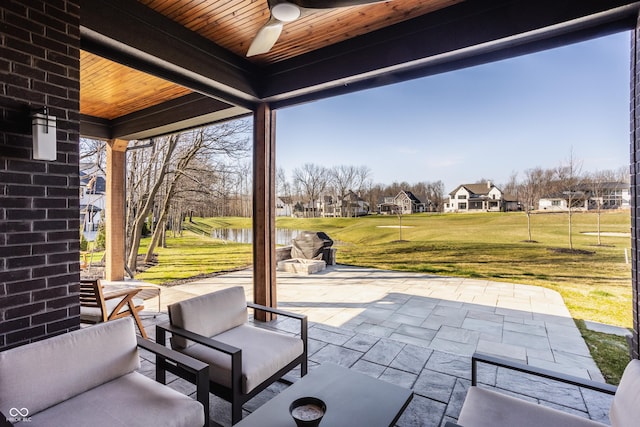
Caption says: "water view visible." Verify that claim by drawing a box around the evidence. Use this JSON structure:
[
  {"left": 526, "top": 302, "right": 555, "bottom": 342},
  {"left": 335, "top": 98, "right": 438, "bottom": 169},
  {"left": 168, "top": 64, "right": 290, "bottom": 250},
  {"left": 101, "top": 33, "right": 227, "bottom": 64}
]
[{"left": 211, "top": 228, "right": 302, "bottom": 245}]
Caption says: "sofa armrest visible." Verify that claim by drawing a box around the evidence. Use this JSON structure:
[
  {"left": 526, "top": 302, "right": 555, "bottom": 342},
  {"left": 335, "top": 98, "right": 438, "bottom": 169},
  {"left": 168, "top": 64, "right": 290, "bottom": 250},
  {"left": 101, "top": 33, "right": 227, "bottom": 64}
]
[
  {"left": 472, "top": 352, "right": 617, "bottom": 395},
  {"left": 444, "top": 422, "right": 463, "bottom": 427},
  {"left": 137, "top": 336, "right": 208, "bottom": 374},
  {"left": 142, "top": 334, "right": 213, "bottom": 427}
]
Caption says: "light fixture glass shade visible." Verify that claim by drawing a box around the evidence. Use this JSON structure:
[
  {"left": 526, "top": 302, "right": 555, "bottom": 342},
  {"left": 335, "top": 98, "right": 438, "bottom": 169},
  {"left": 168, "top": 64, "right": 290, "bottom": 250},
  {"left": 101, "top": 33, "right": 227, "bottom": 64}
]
[{"left": 32, "top": 113, "right": 57, "bottom": 161}]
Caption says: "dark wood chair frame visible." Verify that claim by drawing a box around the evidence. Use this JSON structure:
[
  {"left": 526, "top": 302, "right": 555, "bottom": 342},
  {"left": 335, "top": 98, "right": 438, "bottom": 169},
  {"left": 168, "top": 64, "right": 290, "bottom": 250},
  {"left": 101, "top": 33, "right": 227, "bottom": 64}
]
[
  {"left": 445, "top": 352, "right": 618, "bottom": 427},
  {"left": 79, "top": 278, "right": 149, "bottom": 338},
  {"left": 136, "top": 336, "right": 210, "bottom": 425},
  {"left": 156, "top": 303, "right": 308, "bottom": 426}
]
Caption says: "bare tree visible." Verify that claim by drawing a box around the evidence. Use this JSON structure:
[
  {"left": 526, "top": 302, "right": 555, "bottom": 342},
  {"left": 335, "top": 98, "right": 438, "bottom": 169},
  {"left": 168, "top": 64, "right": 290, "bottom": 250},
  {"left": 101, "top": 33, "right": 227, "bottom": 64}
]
[
  {"left": 519, "top": 168, "right": 547, "bottom": 242},
  {"left": 501, "top": 171, "right": 519, "bottom": 197},
  {"left": 79, "top": 138, "right": 106, "bottom": 171},
  {"left": 555, "top": 150, "right": 584, "bottom": 250},
  {"left": 329, "top": 165, "right": 371, "bottom": 217},
  {"left": 426, "top": 180, "right": 446, "bottom": 212},
  {"left": 588, "top": 169, "right": 619, "bottom": 245},
  {"left": 143, "top": 130, "right": 207, "bottom": 262},
  {"left": 123, "top": 120, "right": 250, "bottom": 272},
  {"left": 126, "top": 136, "right": 178, "bottom": 272},
  {"left": 293, "top": 163, "right": 329, "bottom": 217},
  {"left": 276, "top": 166, "right": 292, "bottom": 204},
  {"left": 363, "top": 181, "right": 382, "bottom": 214}
]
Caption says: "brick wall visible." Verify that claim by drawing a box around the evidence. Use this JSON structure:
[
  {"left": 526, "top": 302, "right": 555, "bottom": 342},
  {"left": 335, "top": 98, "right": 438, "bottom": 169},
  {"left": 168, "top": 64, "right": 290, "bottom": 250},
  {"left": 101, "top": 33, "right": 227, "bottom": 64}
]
[
  {"left": 632, "top": 17, "right": 640, "bottom": 360},
  {"left": 0, "top": 0, "right": 81, "bottom": 350}
]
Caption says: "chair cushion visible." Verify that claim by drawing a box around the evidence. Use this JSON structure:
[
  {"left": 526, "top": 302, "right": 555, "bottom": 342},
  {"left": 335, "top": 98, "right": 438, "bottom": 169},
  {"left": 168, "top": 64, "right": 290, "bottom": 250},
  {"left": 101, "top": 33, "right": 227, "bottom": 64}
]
[
  {"left": 457, "top": 386, "right": 607, "bottom": 427},
  {"left": 169, "top": 286, "right": 248, "bottom": 350},
  {"left": 610, "top": 359, "right": 640, "bottom": 427},
  {"left": 181, "top": 324, "right": 303, "bottom": 394},
  {"left": 0, "top": 318, "right": 140, "bottom": 416},
  {"left": 80, "top": 297, "right": 144, "bottom": 322},
  {"left": 22, "top": 372, "right": 204, "bottom": 427}
]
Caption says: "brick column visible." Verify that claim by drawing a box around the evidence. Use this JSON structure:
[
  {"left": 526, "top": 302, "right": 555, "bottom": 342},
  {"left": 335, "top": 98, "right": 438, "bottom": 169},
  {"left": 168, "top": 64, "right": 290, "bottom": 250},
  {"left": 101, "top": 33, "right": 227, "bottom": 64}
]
[
  {"left": 0, "top": 0, "right": 81, "bottom": 350},
  {"left": 632, "top": 15, "right": 640, "bottom": 359},
  {"left": 105, "top": 139, "right": 128, "bottom": 281}
]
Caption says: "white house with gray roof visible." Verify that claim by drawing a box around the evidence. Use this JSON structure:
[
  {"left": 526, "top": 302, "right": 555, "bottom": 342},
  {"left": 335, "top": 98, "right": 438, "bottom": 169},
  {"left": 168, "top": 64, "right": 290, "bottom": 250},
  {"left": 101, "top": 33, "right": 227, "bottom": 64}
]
[{"left": 444, "top": 181, "right": 518, "bottom": 212}]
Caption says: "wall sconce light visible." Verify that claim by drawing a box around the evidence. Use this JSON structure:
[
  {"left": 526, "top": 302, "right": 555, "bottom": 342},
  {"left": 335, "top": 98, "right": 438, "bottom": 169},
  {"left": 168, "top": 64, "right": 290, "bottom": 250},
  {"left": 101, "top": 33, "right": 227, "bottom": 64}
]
[{"left": 31, "top": 107, "right": 57, "bottom": 161}]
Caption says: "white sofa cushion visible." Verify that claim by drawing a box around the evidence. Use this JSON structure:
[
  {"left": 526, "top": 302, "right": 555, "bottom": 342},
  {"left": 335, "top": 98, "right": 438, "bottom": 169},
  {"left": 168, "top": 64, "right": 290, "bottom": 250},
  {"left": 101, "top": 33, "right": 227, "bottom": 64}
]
[
  {"left": 457, "top": 386, "right": 607, "bottom": 427},
  {"left": 80, "top": 297, "right": 144, "bottom": 322},
  {"left": 19, "top": 372, "right": 204, "bottom": 427},
  {"left": 0, "top": 318, "right": 140, "bottom": 416},
  {"left": 181, "top": 324, "right": 304, "bottom": 394},
  {"left": 169, "top": 286, "right": 248, "bottom": 350},
  {"left": 610, "top": 359, "right": 640, "bottom": 427}
]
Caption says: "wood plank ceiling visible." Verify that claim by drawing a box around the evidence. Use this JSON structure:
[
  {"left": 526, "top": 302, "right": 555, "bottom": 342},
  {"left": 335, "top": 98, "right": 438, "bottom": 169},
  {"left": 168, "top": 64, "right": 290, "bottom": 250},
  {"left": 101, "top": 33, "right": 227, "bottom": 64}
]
[
  {"left": 80, "top": 0, "right": 640, "bottom": 140},
  {"left": 138, "top": 0, "right": 461, "bottom": 64},
  {"left": 80, "top": 51, "right": 192, "bottom": 120},
  {"left": 80, "top": 0, "right": 459, "bottom": 123}
]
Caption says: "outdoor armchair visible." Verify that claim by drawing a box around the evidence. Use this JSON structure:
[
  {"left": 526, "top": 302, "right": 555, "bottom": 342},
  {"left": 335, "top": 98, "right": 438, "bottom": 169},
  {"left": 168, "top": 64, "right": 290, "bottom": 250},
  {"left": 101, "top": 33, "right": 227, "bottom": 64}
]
[
  {"left": 156, "top": 286, "right": 308, "bottom": 425},
  {"left": 0, "top": 317, "right": 207, "bottom": 427},
  {"left": 79, "top": 278, "right": 148, "bottom": 338},
  {"left": 449, "top": 352, "right": 640, "bottom": 427}
]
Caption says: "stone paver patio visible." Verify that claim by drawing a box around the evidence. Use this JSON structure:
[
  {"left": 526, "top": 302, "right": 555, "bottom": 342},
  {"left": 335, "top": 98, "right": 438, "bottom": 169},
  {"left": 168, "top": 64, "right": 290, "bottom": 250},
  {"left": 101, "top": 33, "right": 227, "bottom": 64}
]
[{"left": 127, "top": 265, "right": 616, "bottom": 426}]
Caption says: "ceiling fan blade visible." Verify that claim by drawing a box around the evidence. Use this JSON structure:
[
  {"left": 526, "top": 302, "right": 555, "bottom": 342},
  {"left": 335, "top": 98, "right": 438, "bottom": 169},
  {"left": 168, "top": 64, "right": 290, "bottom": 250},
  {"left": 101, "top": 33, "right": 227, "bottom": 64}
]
[
  {"left": 247, "top": 18, "right": 284, "bottom": 57},
  {"left": 246, "top": 0, "right": 386, "bottom": 57}
]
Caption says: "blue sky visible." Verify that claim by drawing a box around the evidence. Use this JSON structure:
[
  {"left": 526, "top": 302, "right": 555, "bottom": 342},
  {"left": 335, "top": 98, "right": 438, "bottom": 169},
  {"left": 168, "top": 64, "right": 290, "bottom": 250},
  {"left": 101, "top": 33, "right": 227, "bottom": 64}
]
[{"left": 275, "top": 31, "right": 630, "bottom": 193}]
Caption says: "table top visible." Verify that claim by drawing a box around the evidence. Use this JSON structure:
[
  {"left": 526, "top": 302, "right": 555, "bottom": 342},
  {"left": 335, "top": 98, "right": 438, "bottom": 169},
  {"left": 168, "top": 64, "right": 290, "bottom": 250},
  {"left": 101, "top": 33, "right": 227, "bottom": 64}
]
[{"left": 236, "top": 363, "right": 414, "bottom": 427}]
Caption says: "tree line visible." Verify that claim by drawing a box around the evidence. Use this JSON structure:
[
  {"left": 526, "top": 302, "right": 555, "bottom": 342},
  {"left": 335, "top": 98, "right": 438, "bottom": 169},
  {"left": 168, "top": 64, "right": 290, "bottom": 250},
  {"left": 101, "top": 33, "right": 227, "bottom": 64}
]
[
  {"left": 81, "top": 120, "right": 252, "bottom": 273},
  {"left": 81, "top": 120, "right": 627, "bottom": 272},
  {"left": 499, "top": 152, "right": 627, "bottom": 248},
  {"left": 278, "top": 163, "right": 446, "bottom": 217}
]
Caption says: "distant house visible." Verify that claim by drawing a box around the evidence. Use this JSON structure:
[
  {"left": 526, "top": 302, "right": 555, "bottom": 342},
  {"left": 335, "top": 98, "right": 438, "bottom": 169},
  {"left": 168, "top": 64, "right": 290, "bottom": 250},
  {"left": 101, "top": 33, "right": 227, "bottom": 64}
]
[
  {"left": 319, "top": 195, "right": 337, "bottom": 217},
  {"left": 80, "top": 163, "right": 106, "bottom": 234},
  {"left": 341, "top": 190, "right": 369, "bottom": 217},
  {"left": 539, "top": 182, "right": 630, "bottom": 211},
  {"left": 319, "top": 191, "right": 369, "bottom": 217},
  {"left": 538, "top": 191, "right": 589, "bottom": 211},
  {"left": 276, "top": 196, "right": 294, "bottom": 217},
  {"left": 444, "top": 181, "right": 518, "bottom": 213},
  {"left": 594, "top": 181, "right": 631, "bottom": 209},
  {"left": 379, "top": 190, "right": 426, "bottom": 215}
]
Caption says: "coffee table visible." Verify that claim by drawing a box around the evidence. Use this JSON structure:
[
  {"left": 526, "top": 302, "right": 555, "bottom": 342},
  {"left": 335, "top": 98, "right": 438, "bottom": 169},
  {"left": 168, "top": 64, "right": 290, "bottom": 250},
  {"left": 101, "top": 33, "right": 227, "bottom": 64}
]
[{"left": 235, "top": 363, "right": 414, "bottom": 427}]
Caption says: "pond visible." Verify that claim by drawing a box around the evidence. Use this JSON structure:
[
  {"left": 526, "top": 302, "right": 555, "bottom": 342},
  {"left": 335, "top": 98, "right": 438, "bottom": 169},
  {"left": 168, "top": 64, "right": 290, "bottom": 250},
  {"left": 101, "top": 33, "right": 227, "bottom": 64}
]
[{"left": 211, "top": 228, "right": 303, "bottom": 245}]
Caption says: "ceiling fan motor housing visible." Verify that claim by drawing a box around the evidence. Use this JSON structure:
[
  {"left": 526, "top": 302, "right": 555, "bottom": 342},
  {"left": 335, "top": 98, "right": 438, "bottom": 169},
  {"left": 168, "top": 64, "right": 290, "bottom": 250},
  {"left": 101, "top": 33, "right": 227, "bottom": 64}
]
[{"left": 271, "top": 2, "right": 301, "bottom": 22}]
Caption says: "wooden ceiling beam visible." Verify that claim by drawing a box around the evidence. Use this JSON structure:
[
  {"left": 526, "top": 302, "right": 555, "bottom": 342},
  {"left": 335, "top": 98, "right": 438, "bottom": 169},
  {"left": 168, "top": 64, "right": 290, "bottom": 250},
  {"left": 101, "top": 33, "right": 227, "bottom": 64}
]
[
  {"left": 80, "top": 93, "right": 250, "bottom": 141},
  {"left": 260, "top": 0, "right": 640, "bottom": 108},
  {"left": 80, "top": 0, "right": 261, "bottom": 110}
]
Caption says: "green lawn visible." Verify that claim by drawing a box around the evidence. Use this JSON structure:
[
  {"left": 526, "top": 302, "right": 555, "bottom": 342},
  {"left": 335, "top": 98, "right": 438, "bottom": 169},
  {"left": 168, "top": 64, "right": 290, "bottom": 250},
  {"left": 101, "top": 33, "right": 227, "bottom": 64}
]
[
  {"left": 136, "top": 232, "right": 253, "bottom": 284},
  {"left": 278, "top": 211, "right": 633, "bottom": 329},
  {"left": 143, "top": 210, "right": 632, "bottom": 327},
  {"left": 135, "top": 210, "right": 633, "bottom": 383}
]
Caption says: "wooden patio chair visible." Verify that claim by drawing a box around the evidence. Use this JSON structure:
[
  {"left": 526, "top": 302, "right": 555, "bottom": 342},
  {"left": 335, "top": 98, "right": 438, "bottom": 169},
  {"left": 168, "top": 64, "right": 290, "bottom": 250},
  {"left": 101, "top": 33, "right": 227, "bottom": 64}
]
[{"left": 79, "top": 278, "right": 148, "bottom": 338}]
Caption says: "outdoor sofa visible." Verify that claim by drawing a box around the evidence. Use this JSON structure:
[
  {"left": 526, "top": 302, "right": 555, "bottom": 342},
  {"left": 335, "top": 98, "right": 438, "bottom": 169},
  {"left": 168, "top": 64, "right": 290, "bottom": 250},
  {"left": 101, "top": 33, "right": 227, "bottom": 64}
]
[
  {"left": 447, "top": 352, "right": 640, "bottom": 427},
  {"left": 0, "top": 317, "right": 207, "bottom": 426}
]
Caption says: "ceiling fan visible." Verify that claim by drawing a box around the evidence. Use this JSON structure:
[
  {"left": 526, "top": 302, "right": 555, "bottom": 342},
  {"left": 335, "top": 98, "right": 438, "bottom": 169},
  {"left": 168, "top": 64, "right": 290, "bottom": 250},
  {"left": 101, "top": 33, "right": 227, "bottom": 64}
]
[{"left": 247, "top": 0, "right": 388, "bottom": 57}]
